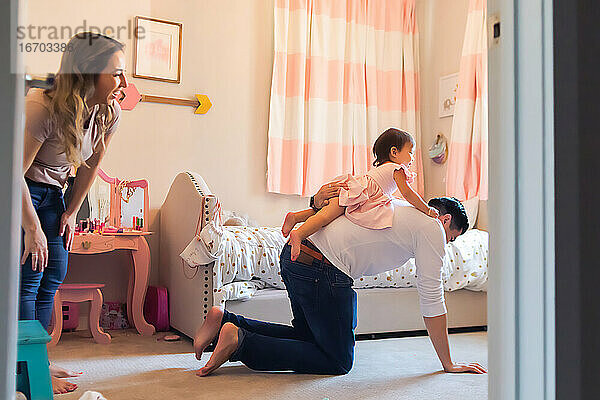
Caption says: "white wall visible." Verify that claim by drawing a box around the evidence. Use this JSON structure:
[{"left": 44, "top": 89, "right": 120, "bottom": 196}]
[
  {"left": 416, "top": 0, "right": 470, "bottom": 199},
  {"left": 102, "top": 0, "right": 309, "bottom": 229},
  {"left": 416, "top": 0, "right": 488, "bottom": 228}
]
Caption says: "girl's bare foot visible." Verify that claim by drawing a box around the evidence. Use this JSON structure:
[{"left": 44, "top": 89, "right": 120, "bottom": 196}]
[
  {"left": 51, "top": 376, "right": 77, "bottom": 394},
  {"left": 289, "top": 230, "right": 302, "bottom": 261},
  {"left": 196, "top": 322, "right": 239, "bottom": 376},
  {"left": 194, "top": 306, "right": 224, "bottom": 360},
  {"left": 281, "top": 212, "right": 297, "bottom": 237},
  {"left": 49, "top": 362, "right": 82, "bottom": 378}
]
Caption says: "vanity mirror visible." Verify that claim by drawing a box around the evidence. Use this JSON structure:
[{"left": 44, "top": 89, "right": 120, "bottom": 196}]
[{"left": 86, "top": 169, "right": 149, "bottom": 231}]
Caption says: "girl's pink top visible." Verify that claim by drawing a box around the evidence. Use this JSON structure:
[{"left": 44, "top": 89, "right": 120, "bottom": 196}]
[{"left": 338, "top": 162, "right": 415, "bottom": 229}]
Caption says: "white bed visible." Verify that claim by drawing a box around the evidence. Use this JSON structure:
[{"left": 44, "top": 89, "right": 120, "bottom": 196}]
[{"left": 160, "top": 172, "right": 487, "bottom": 338}]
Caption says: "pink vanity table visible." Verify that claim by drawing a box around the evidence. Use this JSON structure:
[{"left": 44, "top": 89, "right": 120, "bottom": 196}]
[
  {"left": 68, "top": 231, "right": 155, "bottom": 337},
  {"left": 49, "top": 169, "right": 155, "bottom": 345}
]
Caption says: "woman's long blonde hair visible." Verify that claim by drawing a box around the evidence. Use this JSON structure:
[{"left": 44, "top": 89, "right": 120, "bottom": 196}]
[{"left": 45, "top": 32, "right": 124, "bottom": 167}]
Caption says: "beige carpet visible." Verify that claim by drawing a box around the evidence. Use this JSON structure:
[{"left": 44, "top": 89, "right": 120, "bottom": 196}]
[{"left": 48, "top": 329, "right": 487, "bottom": 400}]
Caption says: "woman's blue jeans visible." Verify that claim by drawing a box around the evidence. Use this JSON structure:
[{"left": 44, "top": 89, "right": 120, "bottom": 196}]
[
  {"left": 222, "top": 242, "right": 358, "bottom": 374},
  {"left": 20, "top": 179, "right": 68, "bottom": 330}
]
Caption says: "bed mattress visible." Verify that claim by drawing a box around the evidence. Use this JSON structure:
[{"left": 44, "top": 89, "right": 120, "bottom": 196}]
[{"left": 226, "top": 287, "right": 487, "bottom": 335}]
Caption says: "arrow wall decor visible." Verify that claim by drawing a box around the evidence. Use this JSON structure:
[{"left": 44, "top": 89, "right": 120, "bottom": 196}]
[{"left": 118, "top": 83, "right": 212, "bottom": 114}]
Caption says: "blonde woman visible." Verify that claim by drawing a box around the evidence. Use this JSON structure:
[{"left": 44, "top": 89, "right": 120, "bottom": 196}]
[{"left": 21, "top": 32, "right": 126, "bottom": 394}]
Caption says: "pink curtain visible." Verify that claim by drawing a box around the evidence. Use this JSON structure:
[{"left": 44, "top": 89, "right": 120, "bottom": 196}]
[
  {"left": 267, "top": 0, "right": 423, "bottom": 196},
  {"left": 445, "top": 0, "right": 488, "bottom": 201}
]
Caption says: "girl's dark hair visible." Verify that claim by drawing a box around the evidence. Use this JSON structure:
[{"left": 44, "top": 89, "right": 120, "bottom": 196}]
[{"left": 372, "top": 128, "right": 415, "bottom": 167}]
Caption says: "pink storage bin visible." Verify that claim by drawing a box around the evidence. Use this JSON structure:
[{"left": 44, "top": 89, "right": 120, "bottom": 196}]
[
  {"left": 144, "top": 286, "right": 169, "bottom": 332},
  {"left": 62, "top": 302, "right": 79, "bottom": 331}
]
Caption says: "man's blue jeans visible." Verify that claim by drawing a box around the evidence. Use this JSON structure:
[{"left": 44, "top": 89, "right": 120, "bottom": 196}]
[
  {"left": 222, "top": 242, "right": 357, "bottom": 374},
  {"left": 20, "top": 179, "right": 69, "bottom": 330}
]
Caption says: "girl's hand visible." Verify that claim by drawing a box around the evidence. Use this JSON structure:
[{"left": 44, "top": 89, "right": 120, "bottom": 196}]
[
  {"left": 21, "top": 226, "right": 48, "bottom": 272},
  {"left": 59, "top": 212, "right": 77, "bottom": 251},
  {"left": 427, "top": 207, "right": 440, "bottom": 218}
]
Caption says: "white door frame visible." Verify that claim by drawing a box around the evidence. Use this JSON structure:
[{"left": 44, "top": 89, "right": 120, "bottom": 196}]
[
  {"left": 488, "top": 0, "right": 555, "bottom": 399},
  {"left": 0, "top": 0, "right": 23, "bottom": 398}
]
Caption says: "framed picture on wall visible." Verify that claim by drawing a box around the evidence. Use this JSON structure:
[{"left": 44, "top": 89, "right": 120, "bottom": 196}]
[
  {"left": 439, "top": 73, "right": 459, "bottom": 118},
  {"left": 133, "top": 16, "right": 182, "bottom": 83}
]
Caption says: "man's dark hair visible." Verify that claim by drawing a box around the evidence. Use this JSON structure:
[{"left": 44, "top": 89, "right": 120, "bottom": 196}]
[{"left": 428, "top": 197, "right": 469, "bottom": 235}]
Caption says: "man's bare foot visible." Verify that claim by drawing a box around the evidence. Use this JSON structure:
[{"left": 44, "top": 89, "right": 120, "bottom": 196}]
[
  {"left": 196, "top": 322, "right": 239, "bottom": 376},
  {"left": 289, "top": 230, "right": 302, "bottom": 261},
  {"left": 194, "top": 306, "right": 224, "bottom": 360},
  {"left": 49, "top": 362, "right": 82, "bottom": 378},
  {"left": 281, "top": 212, "right": 297, "bottom": 237},
  {"left": 52, "top": 376, "right": 77, "bottom": 394}
]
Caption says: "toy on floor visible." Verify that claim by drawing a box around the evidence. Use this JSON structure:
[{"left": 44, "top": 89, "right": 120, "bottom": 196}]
[
  {"left": 78, "top": 391, "right": 107, "bottom": 400},
  {"left": 100, "top": 301, "right": 130, "bottom": 330}
]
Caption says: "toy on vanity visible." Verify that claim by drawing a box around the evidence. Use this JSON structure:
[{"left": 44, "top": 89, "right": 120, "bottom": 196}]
[
  {"left": 74, "top": 218, "right": 145, "bottom": 235},
  {"left": 74, "top": 168, "right": 150, "bottom": 236}
]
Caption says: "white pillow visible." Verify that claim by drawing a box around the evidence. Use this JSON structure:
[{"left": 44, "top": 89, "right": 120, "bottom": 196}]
[
  {"left": 222, "top": 209, "right": 259, "bottom": 227},
  {"left": 462, "top": 198, "right": 479, "bottom": 230}
]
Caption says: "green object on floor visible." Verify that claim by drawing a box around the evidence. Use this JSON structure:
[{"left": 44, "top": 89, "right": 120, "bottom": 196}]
[{"left": 16, "top": 320, "right": 53, "bottom": 400}]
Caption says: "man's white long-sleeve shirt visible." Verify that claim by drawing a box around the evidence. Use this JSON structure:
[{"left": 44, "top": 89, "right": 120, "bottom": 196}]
[{"left": 309, "top": 201, "right": 447, "bottom": 317}]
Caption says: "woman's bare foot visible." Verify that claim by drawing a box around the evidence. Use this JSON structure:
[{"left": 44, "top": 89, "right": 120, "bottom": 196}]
[
  {"left": 289, "top": 230, "right": 302, "bottom": 261},
  {"left": 196, "top": 322, "right": 239, "bottom": 377},
  {"left": 49, "top": 362, "right": 82, "bottom": 378},
  {"left": 281, "top": 212, "right": 297, "bottom": 237},
  {"left": 51, "top": 376, "right": 77, "bottom": 394},
  {"left": 194, "top": 306, "right": 224, "bottom": 360}
]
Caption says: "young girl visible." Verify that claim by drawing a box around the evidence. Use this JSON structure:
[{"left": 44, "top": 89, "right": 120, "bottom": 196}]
[{"left": 282, "top": 128, "right": 440, "bottom": 261}]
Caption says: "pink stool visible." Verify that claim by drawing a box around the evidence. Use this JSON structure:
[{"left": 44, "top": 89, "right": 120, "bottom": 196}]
[{"left": 49, "top": 284, "right": 111, "bottom": 346}]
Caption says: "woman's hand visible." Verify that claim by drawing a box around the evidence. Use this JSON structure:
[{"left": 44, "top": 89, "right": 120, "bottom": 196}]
[
  {"left": 59, "top": 212, "right": 77, "bottom": 251},
  {"left": 21, "top": 226, "right": 48, "bottom": 272},
  {"left": 314, "top": 182, "right": 349, "bottom": 209},
  {"left": 443, "top": 362, "right": 487, "bottom": 374}
]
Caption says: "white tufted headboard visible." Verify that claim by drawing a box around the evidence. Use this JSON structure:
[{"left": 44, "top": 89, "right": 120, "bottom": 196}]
[{"left": 159, "top": 172, "right": 221, "bottom": 337}]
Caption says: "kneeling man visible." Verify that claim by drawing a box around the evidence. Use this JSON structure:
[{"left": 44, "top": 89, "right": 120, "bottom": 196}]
[{"left": 194, "top": 196, "right": 486, "bottom": 376}]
